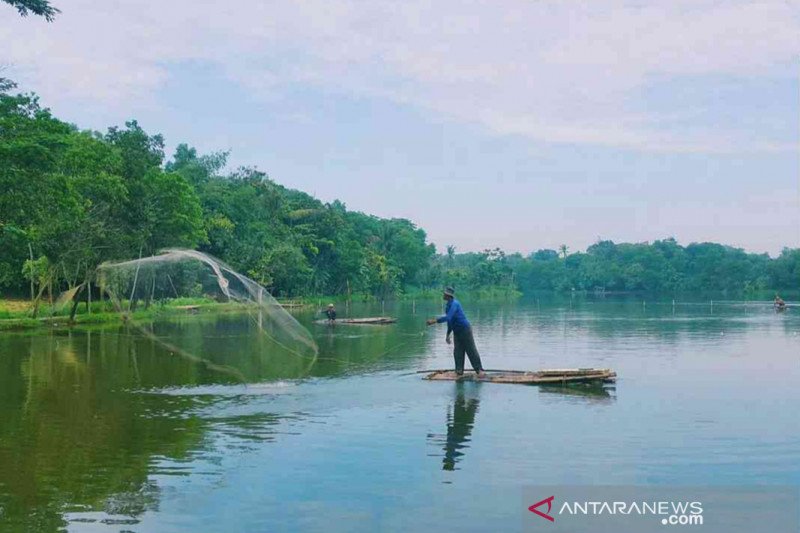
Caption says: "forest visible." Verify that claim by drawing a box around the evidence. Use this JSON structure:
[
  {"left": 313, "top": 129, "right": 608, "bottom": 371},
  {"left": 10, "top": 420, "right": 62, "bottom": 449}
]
[{"left": 1, "top": 85, "right": 798, "bottom": 302}]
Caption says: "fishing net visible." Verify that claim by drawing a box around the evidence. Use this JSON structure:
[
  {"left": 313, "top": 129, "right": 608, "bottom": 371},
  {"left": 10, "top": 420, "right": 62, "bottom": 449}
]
[{"left": 96, "top": 249, "right": 318, "bottom": 382}]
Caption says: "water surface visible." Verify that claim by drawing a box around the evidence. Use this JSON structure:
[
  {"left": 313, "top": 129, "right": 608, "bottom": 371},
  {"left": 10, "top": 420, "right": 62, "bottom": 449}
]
[{"left": 0, "top": 297, "right": 798, "bottom": 532}]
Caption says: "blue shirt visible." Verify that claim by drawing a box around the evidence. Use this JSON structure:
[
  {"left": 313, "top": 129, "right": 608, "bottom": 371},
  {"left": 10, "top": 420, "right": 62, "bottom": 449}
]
[{"left": 437, "top": 298, "right": 471, "bottom": 333}]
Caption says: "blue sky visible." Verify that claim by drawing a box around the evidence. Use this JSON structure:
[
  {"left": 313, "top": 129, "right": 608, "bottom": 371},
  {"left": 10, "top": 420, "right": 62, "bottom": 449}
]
[{"left": 2, "top": 0, "right": 798, "bottom": 255}]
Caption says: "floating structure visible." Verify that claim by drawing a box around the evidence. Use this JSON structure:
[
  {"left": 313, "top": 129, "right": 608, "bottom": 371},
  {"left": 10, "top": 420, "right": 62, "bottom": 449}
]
[
  {"left": 423, "top": 368, "right": 616, "bottom": 385},
  {"left": 278, "top": 301, "right": 306, "bottom": 309},
  {"left": 173, "top": 305, "right": 201, "bottom": 313},
  {"left": 315, "top": 317, "right": 397, "bottom": 325}
]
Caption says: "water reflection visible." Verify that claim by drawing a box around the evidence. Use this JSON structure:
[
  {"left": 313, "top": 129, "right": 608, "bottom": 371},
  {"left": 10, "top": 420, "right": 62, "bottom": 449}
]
[
  {"left": 0, "top": 298, "right": 796, "bottom": 532},
  {"left": 0, "top": 330, "right": 211, "bottom": 532},
  {"left": 538, "top": 384, "right": 615, "bottom": 404},
  {"left": 428, "top": 382, "right": 482, "bottom": 471}
]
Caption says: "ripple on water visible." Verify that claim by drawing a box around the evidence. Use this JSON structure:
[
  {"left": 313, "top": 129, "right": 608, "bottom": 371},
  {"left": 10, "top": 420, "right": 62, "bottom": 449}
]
[{"left": 134, "top": 380, "right": 303, "bottom": 397}]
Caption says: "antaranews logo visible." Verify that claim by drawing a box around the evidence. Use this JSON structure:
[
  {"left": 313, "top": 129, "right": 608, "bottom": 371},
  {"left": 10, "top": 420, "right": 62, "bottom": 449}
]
[
  {"left": 527, "top": 495, "right": 704, "bottom": 527},
  {"left": 525, "top": 486, "right": 799, "bottom": 533},
  {"left": 528, "top": 496, "right": 555, "bottom": 522}
]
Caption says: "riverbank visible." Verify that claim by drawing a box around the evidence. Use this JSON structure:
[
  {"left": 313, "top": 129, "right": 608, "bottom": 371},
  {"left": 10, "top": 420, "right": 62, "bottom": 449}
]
[
  {"left": 4, "top": 286, "right": 794, "bottom": 332},
  {"left": 0, "top": 287, "right": 522, "bottom": 332},
  {"left": 0, "top": 298, "right": 253, "bottom": 332}
]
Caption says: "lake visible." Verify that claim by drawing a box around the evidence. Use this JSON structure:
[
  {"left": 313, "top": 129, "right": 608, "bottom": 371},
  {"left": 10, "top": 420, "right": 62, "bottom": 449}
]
[{"left": 0, "top": 296, "right": 798, "bottom": 532}]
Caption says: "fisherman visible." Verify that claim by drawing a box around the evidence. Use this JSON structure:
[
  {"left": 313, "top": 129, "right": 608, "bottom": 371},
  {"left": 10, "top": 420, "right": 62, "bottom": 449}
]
[
  {"left": 427, "top": 287, "right": 485, "bottom": 378},
  {"left": 774, "top": 294, "right": 786, "bottom": 310},
  {"left": 325, "top": 303, "right": 337, "bottom": 322}
]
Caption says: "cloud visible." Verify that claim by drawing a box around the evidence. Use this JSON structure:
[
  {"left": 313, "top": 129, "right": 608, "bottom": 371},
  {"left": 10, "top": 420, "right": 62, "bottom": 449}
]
[{"left": 2, "top": 0, "right": 798, "bottom": 151}]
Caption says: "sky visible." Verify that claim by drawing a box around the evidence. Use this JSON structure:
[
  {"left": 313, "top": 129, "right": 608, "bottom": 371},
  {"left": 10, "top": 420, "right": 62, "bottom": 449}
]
[{"left": 2, "top": 0, "right": 799, "bottom": 256}]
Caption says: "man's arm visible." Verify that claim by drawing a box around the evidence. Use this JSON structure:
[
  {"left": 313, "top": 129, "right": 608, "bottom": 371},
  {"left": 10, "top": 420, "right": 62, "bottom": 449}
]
[
  {"left": 436, "top": 301, "right": 459, "bottom": 324},
  {"left": 427, "top": 301, "right": 456, "bottom": 327}
]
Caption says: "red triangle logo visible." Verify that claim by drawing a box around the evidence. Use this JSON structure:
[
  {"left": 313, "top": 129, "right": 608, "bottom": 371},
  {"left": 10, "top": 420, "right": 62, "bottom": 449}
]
[{"left": 528, "top": 495, "right": 555, "bottom": 522}]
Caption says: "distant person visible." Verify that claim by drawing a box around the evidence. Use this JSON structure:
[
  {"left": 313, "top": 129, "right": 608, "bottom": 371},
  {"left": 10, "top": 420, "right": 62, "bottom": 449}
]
[
  {"left": 774, "top": 294, "right": 786, "bottom": 311},
  {"left": 427, "top": 287, "right": 485, "bottom": 378},
  {"left": 325, "top": 303, "right": 337, "bottom": 322}
]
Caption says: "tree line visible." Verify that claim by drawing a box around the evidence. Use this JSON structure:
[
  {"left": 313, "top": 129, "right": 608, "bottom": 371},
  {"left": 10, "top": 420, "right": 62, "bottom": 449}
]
[
  {"left": 1, "top": 87, "right": 798, "bottom": 304},
  {"left": 0, "top": 87, "right": 433, "bottom": 301}
]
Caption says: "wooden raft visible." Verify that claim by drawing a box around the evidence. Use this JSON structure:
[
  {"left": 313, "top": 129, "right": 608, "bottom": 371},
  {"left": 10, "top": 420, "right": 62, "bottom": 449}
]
[
  {"left": 174, "top": 305, "right": 200, "bottom": 313},
  {"left": 315, "top": 317, "right": 397, "bottom": 325},
  {"left": 423, "top": 368, "right": 616, "bottom": 385}
]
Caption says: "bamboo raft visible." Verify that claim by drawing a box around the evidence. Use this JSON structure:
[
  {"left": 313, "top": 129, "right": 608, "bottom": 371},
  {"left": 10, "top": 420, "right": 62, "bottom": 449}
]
[
  {"left": 315, "top": 317, "right": 397, "bottom": 325},
  {"left": 174, "top": 305, "right": 201, "bottom": 313},
  {"left": 423, "top": 368, "right": 616, "bottom": 385}
]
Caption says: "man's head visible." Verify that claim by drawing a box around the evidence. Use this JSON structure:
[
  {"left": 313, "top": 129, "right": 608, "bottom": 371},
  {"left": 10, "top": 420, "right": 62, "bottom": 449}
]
[
  {"left": 443, "top": 287, "right": 455, "bottom": 301},
  {"left": 328, "top": 303, "right": 335, "bottom": 309}
]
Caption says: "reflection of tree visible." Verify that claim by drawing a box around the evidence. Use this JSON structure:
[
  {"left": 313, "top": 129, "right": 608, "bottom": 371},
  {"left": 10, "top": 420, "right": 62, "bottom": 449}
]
[
  {"left": 0, "top": 309, "right": 428, "bottom": 531},
  {"left": 441, "top": 383, "right": 480, "bottom": 471},
  {"left": 0, "top": 330, "right": 207, "bottom": 532}
]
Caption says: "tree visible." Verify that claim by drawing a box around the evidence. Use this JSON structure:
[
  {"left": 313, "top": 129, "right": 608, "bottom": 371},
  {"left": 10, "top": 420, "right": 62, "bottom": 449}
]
[
  {"left": 105, "top": 120, "right": 164, "bottom": 182},
  {"left": 2, "top": 84, "right": 798, "bottom": 302},
  {"left": 768, "top": 248, "right": 800, "bottom": 290},
  {"left": 2, "top": 0, "right": 59, "bottom": 21},
  {"left": 446, "top": 245, "right": 456, "bottom": 265},
  {"left": 0, "top": 76, "right": 17, "bottom": 94},
  {"left": 166, "top": 143, "right": 228, "bottom": 186},
  {"left": 531, "top": 249, "right": 558, "bottom": 262},
  {"left": 140, "top": 170, "right": 205, "bottom": 251}
]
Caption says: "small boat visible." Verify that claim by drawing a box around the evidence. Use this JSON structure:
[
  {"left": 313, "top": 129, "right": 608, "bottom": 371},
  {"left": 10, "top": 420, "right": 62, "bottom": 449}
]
[
  {"left": 279, "top": 301, "right": 306, "bottom": 309},
  {"left": 423, "top": 368, "right": 616, "bottom": 385},
  {"left": 315, "top": 316, "right": 397, "bottom": 325}
]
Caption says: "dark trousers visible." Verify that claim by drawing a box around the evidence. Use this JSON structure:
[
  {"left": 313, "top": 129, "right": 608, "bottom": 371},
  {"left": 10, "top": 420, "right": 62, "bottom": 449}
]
[{"left": 453, "top": 327, "right": 483, "bottom": 374}]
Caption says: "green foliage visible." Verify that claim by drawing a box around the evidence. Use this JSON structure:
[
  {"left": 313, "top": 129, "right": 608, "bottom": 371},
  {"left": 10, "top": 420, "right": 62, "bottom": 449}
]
[
  {"left": 768, "top": 248, "right": 800, "bottom": 290},
  {"left": 21, "top": 255, "right": 51, "bottom": 290},
  {"left": 424, "top": 247, "right": 516, "bottom": 294},
  {"left": 141, "top": 170, "right": 206, "bottom": 250},
  {"left": 0, "top": 76, "right": 17, "bottom": 93},
  {"left": 2, "top": 0, "right": 59, "bottom": 21},
  {"left": 513, "top": 238, "right": 790, "bottom": 294},
  {"left": 0, "top": 93, "right": 205, "bottom": 302},
  {"left": 1, "top": 87, "right": 797, "bottom": 303},
  {"left": 163, "top": 146, "right": 435, "bottom": 297}
]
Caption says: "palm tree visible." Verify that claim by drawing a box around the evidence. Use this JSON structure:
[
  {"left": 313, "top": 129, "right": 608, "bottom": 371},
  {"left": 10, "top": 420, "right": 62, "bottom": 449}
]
[
  {"left": 446, "top": 245, "right": 456, "bottom": 265},
  {"left": 558, "top": 244, "right": 569, "bottom": 259}
]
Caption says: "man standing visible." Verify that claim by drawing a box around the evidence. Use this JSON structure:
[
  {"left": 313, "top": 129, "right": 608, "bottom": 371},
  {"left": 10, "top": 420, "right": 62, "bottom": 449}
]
[
  {"left": 325, "top": 303, "right": 337, "bottom": 322},
  {"left": 427, "top": 287, "right": 485, "bottom": 377}
]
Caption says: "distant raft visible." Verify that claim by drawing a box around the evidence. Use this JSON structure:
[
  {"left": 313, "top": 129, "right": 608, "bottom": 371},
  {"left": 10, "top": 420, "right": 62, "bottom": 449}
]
[
  {"left": 423, "top": 368, "right": 616, "bottom": 385},
  {"left": 315, "top": 317, "right": 397, "bottom": 325}
]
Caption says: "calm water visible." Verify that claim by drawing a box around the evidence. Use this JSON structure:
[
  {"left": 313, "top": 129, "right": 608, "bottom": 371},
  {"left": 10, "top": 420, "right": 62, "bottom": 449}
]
[{"left": 0, "top": 297, "right": 798, "bottom": 532}]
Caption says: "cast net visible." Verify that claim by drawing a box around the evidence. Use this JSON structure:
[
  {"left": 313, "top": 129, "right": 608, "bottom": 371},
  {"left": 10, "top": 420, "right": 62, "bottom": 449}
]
[{"left": 96, "top": 249, "right": 318, "bottom": 382}]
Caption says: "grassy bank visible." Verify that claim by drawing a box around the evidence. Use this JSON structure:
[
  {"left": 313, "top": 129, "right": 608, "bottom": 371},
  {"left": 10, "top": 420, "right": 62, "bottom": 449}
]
[
  {"left": 0, "top": 297, "right": 251, "bottom": 332},
  {"left": 0, "top": 286, "right": 522, "bottom": 331}
]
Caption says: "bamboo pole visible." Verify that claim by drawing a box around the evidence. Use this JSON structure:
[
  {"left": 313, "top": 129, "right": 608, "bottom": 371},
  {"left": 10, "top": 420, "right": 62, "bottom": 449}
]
[{"left": 128, "top": 246, "right": 143, "bottom": 312}]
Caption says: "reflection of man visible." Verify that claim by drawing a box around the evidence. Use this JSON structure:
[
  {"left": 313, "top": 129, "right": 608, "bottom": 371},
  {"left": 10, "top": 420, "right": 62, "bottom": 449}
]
[{"left": 442, "top": 383, "right": 480, "bottom": 471}]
